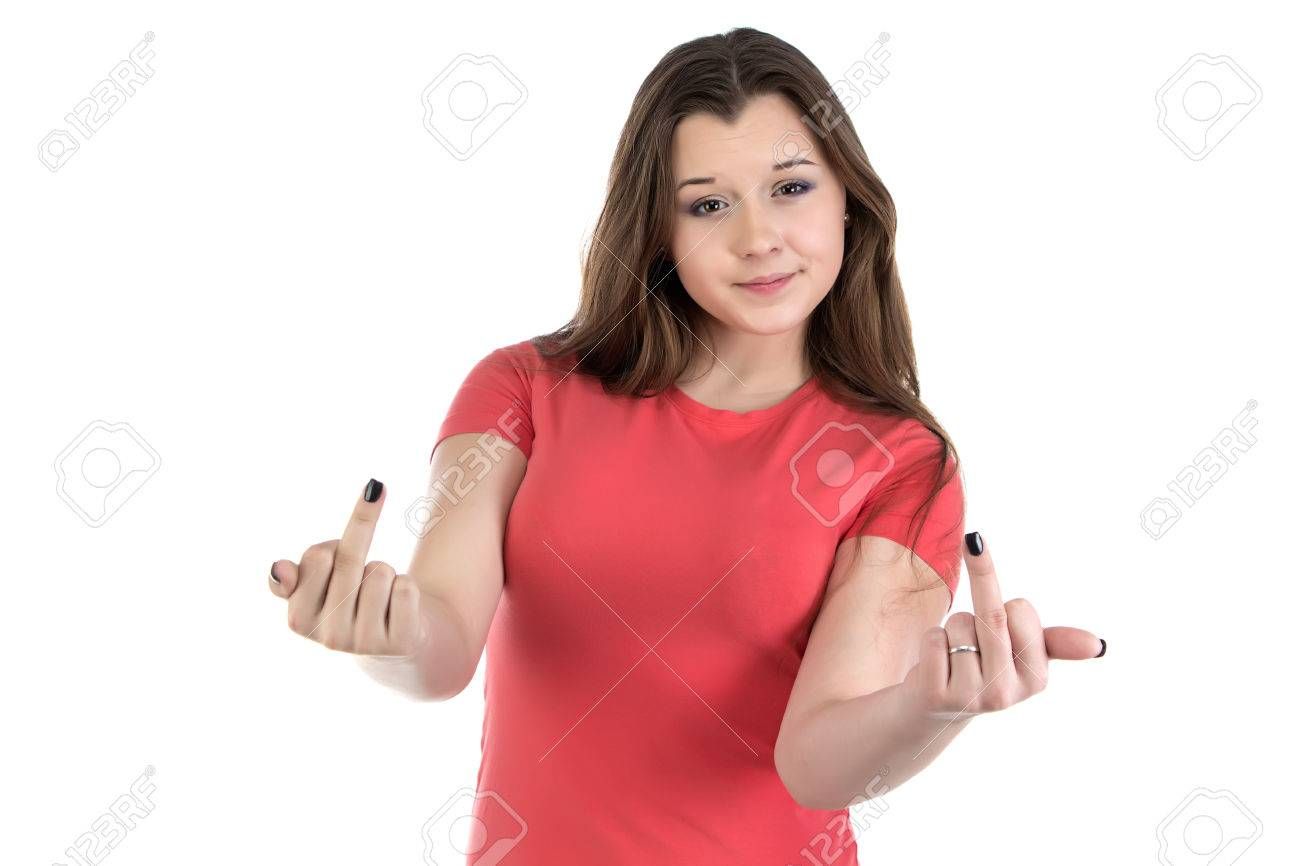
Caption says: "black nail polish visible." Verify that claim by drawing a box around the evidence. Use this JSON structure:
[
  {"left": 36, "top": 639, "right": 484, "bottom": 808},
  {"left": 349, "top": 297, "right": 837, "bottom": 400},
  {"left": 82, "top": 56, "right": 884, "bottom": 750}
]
[
  {"left": 964, "top": 531, "right": 983, "bottom": 556},
  {"left": 269, "top": 563, "right": 281, "bottom": 584},
  {"left": 1095, "top": 638, "right": 1106, "bottom": 658},
  {"left": 364, "top": 478, "right": 383, "bottom": 503}
]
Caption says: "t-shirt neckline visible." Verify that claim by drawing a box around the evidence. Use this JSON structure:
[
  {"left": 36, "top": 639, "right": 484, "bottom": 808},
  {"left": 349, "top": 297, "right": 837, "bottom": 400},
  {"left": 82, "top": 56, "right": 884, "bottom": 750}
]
[{"left": 665, "top": 374, "right": 821, "bottom": 426}]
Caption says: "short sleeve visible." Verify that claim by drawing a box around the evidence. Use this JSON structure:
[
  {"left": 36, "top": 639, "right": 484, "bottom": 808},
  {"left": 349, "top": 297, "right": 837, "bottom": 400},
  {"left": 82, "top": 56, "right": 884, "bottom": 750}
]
[
  {"left": 842, "top": 420, "right": 966, "bottom": 604},
  {"left": 432, "top": 341, "right": 537, "bottom": 461}
]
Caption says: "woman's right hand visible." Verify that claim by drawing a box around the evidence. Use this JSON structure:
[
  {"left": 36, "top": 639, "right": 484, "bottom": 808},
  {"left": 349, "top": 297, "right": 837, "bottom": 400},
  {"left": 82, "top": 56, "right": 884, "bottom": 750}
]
[{"left": 268, "top": 478, "right": 429, "bottom": 658}]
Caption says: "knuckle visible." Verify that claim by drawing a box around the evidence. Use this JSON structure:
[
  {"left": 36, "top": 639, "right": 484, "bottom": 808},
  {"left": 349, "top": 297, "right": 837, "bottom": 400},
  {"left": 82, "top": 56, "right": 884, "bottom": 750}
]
[
  {"left": 286, "top": 606, "right": 312, "bottom": 635},
  {"left": 1004, "top": 597, "right": 1036, "bottom": 618},
  {"left": 318, "top": 629, "right": 350, "bottom": 652},
  {"left": 946, "top": 611, "right": 975, "bottom": 630},
  {"left": 353, "top": 632, "right": 380, "bottom": 656},
  {"left": 978, "top": 606, "right": 1009, "bottom": 630},
  {"left": 984, "top": 683, "right": 1015, "bottom": 712},
  {"left": 363, "top": 560, "right": 395, "bottom": 581},
  {"left": 301, "top": 544, "right": 334, "bottom": 573},
  {"left": 392, "top": 574, "right": 421, "bottom": 599},
  {"left": 333, "top": 548, "right": 361, "bottom": 572}
]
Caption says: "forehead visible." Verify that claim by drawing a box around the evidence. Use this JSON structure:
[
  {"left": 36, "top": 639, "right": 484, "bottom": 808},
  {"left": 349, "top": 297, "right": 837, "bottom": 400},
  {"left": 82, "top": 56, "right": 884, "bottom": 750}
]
[{"left": 671, "top": 93, "right": 820, "bottom": 173}]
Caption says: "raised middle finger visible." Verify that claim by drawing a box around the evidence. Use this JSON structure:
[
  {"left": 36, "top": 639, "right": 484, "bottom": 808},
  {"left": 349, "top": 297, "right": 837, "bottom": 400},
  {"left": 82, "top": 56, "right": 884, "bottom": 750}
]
[
  {"left": 963, "top": 531, "right": 1014, "bottom": 680},
  {"left": 319, "top": 479, "right": 386, "bottom": 625}
]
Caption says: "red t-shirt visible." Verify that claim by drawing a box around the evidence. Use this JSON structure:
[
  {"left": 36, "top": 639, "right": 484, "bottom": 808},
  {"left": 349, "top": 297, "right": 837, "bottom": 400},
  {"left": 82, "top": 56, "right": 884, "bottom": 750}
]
[{"left": 430, "top": 338, "right": 965, "bottom": 864}]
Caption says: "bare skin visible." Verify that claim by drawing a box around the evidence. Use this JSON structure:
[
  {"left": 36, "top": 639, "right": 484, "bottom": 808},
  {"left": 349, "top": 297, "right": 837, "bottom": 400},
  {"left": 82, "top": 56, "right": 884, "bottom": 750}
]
[
  {"left": 668, "top": 92, "right": 846, "bottom": 410},
  {"left": 265, "top": 93, "right": 1106, "bottom": 812},
  {"left": 267, "top": 478, "right": 479, "bottom": 702},
  {"left": 666, "top": 93, "right": 1105, "bottom": 807}
]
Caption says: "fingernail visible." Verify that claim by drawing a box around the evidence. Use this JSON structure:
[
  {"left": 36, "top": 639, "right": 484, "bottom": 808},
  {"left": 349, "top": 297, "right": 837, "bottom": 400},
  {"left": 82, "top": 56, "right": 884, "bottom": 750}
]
[
  {"left": 364, "top": 478, "right": 383, "bottom": 503},
  {"left": 269, "top": 562, "right": 281, "bottom": 585},
  {"left": 1095, "top": 638, "right": 1106, "bottom": 658},
  {"left": 964, "top": 531, "right": 984, "bottom": 556}
]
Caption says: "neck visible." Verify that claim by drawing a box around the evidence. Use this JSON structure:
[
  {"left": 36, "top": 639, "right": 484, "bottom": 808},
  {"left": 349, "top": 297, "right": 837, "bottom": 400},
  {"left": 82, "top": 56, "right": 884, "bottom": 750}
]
[{"left": 678, "top": 318, "right": 812, "bottom": 396}]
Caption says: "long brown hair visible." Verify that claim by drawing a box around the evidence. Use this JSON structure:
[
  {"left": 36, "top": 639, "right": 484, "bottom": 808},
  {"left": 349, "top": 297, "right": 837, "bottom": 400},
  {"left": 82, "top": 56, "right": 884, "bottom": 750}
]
[{"left": 525, "top": 27, "right": 963, "bottom": 595}]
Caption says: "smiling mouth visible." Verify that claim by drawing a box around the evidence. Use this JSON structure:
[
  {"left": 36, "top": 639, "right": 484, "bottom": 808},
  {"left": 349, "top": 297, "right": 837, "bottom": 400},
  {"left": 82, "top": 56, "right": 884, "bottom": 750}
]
[{"left": 735, "top": 271, "right": 796, "bottom": 292}]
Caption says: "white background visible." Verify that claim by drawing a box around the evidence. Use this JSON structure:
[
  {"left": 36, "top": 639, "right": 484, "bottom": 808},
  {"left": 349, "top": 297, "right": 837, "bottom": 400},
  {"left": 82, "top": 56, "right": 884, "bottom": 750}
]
[{"left": 2, "top": 2, "right": 1295, "bottom": 864}]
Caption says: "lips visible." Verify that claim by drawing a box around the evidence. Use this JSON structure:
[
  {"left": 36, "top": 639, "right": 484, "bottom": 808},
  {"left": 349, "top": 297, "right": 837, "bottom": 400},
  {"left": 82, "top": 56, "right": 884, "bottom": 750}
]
[{"left": 737, "top": 271, "right": 794, "bottom": 287}]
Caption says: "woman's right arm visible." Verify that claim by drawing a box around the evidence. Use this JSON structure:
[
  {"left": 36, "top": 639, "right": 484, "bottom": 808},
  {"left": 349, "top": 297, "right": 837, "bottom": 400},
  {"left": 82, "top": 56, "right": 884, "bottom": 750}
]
[{"left": 268, "top": 430, "right": 526, "bottom": 702}]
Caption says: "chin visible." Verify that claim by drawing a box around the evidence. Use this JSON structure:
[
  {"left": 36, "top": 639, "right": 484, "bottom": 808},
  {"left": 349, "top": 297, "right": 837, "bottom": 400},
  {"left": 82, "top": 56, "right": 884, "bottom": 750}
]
[{"left": 724, "top": 306, "right": 812, "bottom": 336}]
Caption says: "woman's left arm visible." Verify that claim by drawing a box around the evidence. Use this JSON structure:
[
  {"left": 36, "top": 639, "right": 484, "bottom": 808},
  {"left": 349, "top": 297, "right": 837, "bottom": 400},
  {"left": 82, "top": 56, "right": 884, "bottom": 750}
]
[{"left": 774, "top": 531, "right": 1104, "bottom": 811}]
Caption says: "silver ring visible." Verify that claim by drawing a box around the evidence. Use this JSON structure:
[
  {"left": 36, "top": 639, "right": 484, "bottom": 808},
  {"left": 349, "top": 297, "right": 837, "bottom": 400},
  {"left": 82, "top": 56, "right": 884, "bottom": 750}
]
[{"left": 948, "top": 644, "right": 980, "bottom": 655}]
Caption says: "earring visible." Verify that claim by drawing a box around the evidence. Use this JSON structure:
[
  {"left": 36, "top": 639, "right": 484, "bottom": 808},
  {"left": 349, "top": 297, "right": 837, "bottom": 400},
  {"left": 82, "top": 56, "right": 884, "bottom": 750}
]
[{"left": 844, "top": 212, "right": 850, "bottom": 222}]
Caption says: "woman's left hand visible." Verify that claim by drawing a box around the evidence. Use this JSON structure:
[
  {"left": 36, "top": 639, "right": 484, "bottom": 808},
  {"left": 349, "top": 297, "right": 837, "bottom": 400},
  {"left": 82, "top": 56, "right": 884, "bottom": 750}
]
[{"left": 901, "top": 531, "right": 1105, "bottom": 724}]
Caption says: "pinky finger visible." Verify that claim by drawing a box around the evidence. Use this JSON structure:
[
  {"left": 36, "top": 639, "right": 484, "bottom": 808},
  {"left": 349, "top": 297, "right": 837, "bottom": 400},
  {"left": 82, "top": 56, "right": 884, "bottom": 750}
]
[{"left": 269, "top": 560, "right": 299, "bottom": 598}]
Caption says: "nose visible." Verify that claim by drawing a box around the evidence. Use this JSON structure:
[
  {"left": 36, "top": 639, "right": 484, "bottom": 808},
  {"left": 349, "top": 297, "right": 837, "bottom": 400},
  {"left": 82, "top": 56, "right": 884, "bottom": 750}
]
[{"left": 730, "top": 197, "right": 784, "bottom": 258}]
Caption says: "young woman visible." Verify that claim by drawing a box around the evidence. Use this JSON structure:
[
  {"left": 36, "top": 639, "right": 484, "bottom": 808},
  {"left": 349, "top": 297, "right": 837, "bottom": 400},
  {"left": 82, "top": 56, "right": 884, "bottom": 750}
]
[{"left": 268, "top": 27, "right": 1104, "bottom": 864}]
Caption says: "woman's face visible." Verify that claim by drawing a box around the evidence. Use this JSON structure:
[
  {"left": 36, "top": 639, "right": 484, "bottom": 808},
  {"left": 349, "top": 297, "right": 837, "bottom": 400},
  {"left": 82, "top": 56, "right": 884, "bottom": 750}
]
[{"left": 668, "top": 93, "right": 848, "bottom": 340}]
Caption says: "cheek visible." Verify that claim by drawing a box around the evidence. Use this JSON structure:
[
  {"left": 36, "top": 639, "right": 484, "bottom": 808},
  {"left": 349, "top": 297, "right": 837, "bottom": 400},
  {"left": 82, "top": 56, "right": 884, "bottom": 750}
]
[
  {"left": 669, "top": 225, "right": 725, "bottom": 288},
  {"left": 785, "top": 216, "right": 843, "bottom": 261}
]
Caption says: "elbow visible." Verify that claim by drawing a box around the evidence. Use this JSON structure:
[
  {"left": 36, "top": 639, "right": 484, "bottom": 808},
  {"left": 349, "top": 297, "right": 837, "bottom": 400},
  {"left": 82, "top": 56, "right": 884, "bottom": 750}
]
[
  {"left": 416, "top": 663, "right": 478, "bottom": 702},
  {"left": 774, "top": 732, "right": 833, "bottom": 811},
  {"left": 424, "top": 676, "right": 475, "bottom": 702}
]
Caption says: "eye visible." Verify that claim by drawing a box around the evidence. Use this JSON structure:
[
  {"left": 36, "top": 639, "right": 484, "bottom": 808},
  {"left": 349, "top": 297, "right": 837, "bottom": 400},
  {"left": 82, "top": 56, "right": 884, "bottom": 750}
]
[
  {"left": 688, "top": 180, "right": 813, "bottom": 217},
  {"left": 690, "top": 198, "right": 726, "bottom": 217}
]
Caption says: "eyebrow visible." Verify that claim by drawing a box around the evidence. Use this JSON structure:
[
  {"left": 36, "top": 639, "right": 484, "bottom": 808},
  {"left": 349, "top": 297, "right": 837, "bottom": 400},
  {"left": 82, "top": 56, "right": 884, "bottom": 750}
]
[{"left": 675, "top": 157, "right": 818, "bottom": 192}]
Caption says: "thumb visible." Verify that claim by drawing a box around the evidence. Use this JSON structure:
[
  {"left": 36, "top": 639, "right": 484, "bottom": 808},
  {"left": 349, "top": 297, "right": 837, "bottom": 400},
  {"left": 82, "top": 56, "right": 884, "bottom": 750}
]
[
  {"left": 268, "top": 559, "right": 299, "bottom": 598},
  {"left": 1044, "top": 625, "right": 1106, "bottom": 660}
]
